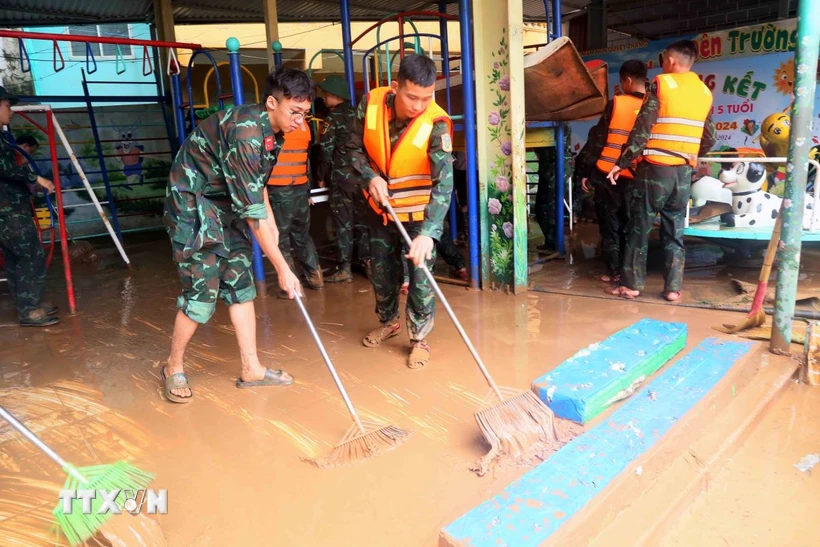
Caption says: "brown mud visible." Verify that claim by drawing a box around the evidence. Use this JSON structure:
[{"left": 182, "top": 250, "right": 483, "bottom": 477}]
[
  {"left": 0, "top": 233, "right": 810, "bottom": 546},
  {"left": 529, "top": 221, "right": 820, "bottom": 312}
]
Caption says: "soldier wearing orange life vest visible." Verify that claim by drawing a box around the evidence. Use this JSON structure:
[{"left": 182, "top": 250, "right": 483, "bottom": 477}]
[
  {"left": 575, "top": 60, "right": 648, "bottom": 284},
  {"left": 347, "top": 55, "right": 454, "bottom": 370},
  {"left": 267, "top": 118, "right": 323, "bottom": 294},
  {"left": 606, "top": 40, "right": 717, "bottom": 302}
]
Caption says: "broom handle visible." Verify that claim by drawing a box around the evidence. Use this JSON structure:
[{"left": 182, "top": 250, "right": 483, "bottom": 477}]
[
  {"left": 293, "top": 294, "right": 366, "bottom": 434},
  {"left": 383, "top": 202, "right": 504, "bottom": 400},
  {"left": 759, "top": 210, "right": 783, "bottom": 283},
  {"left": 0, "top": 406, "right": 87, "bottom": 483}
]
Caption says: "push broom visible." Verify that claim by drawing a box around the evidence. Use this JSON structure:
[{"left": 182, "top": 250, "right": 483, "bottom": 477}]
[
  {"left": 293, "top": 293, "right": 411, "bottom": 468},
  {"left": 717, "top": 204, "right": 784, "bottom": 334},
  {"left": 0, "top": 405, "right": 154, "bottom": 546},
  {"left": 383, "top": 202, "right": 559, "bottom": 476}
]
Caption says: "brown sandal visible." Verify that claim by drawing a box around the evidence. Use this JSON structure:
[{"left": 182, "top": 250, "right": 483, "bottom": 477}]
[
  {"left": 362, "top": 321, "right": 401, "bottom": 348},
  {"left": 408, "top": 340, "right": 430, "bottom": 369}
]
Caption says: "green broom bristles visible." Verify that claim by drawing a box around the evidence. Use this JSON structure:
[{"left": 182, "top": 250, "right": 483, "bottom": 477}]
[{"left": 53, "top": 461, "right": 155, "bottom": 546}]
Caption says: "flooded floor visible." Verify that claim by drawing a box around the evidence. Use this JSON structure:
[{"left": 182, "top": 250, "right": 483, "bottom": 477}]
[
  {"left": 662, "top": 382, "right": 820, "bottom": 546},
  {"left": 528, "top": 221, "right": 820, "bottom": 314},
  {"left": 0, "top": 232, "right": 814, "bottom": 546}
]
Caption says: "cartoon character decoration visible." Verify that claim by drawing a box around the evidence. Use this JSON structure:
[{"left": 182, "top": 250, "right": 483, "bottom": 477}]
[
  {"left": 718, "top": 159, "right": 815, "bottom": 230},
  {"left": 756, "top": 111, "right": 790, "bottom": 194},
  {"left": 115, "top": 128, "right": 144, "bottom": 188},
  {"left": 808, "top": 144, "right": 820, "bottom": 192},
  {"left": 773, "top": 58, "right": 794, "bottom": 96}
]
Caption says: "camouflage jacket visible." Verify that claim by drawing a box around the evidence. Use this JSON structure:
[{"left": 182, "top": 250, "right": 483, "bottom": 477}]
[
  {"left": 0, "top": 132, "right": 37, "bottom": 214},
  {"left": 574, "top": 92, "right": 645, "bottom": 180},
  {"left": 316, "top": 101, "right": 356, "bottom": 187},
  {"left": 164, "top": 103, "right": 284, "bottom": 261},
  {"left": 347, "top": 92, "right": 454, "bottom": 241},
  {"left": 616, "top": 81, "right": 717, "bottom": 170}
]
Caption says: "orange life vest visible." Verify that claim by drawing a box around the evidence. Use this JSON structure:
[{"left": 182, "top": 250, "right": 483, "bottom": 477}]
[
  {"left": 268, "top": 121, "right": 311, "bottom": 186},
  {"left": 595, "top": 94, "right": 644, "bottom": 178},
  {"left": 362, "top": 87, "right": 452, "bottom": 224},
  {"left": 643, "top": 72, "right": 713, "bottom": 167}
]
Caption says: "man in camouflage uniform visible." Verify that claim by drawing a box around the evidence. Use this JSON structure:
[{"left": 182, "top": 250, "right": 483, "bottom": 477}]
[
  {"left": 348, "top": 55, "right": 454, "bottom": 369},
  {"left": 607, "top": 40, "right": 716, "bottom": 301},
  {"left": 0, "top": 87, "right": 59, "bottom": 327},
  {"left": 315, "top": 75, "right": 371, "bottom": 283},
  {"left": 161, "top": 68, "right": 312, "bottom": 404},
  {"left": 575, "top": 60, "right": 648, "bottom": 283},
  {"left": 534, "top": 124, "right": 575, "bottom": 253}
]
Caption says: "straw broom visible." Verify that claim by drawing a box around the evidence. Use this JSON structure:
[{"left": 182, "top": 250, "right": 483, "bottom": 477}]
[
  {"left": 293, "top": 294, "right": 411, "bottom": 468},
  {"left": 0, "top": 406, "right": 154, "bottom": 546},
  {"left": 383, "top": 203, "right": 559, "bottom": 476},
  {"left": 717, "top": 204, "right": 783, "bottom": 334}
]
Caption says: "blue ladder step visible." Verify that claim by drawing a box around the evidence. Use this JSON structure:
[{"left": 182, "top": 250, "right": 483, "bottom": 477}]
[
  {"left": 441, "top": 337, "right": 754, "bottom": 547},
  {"left": 532, "top": 318, "right": 687, "bottom": 423}
]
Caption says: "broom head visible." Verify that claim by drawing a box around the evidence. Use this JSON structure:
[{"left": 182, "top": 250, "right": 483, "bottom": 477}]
[
  {"left": 53, "top": 461, "right": 155, "bottom": 546},
  {"left": 303, "top": 420, "right": 411, "bottom": 469},
  {"left": 472, "top": 388, "right": 560, "bottom": 477}
]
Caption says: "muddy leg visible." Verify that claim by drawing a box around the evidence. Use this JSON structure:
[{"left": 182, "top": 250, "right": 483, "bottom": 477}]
[
  {"left": 229, "top": 301, "right": 285, "bottom": 383},
  {"left": 166, "top": 310, "right": 198, "bottom": 398}
]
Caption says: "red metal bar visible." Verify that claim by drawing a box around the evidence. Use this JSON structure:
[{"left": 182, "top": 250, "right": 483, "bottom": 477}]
[
  {"left": 15, "top": 111, "right": 46, "bottom": 134},
  {"left": 399, "top": 16, "right": 405, "bottom": 60},
  {"left": 46, "top": 111, "right": 76, "bottom": 314},
  {"left": 350, "top": 11, "right": 458, "bottom": 46},
  {"left": 0, "top": 29, "right": 202, "bottom": 51}
]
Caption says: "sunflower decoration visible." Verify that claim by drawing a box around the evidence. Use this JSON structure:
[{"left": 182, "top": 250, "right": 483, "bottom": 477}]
[{"left": 773, "top": 58, "right": 795, "bottom": 96}]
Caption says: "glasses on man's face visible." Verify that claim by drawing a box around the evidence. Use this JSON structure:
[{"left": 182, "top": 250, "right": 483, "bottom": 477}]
[{"left": 276, "top": 100, "right": 311, "bottom": 123}]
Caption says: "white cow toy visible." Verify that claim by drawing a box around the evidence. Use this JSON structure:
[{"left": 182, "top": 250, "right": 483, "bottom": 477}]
[
  {"left": 718, "top": 161, "right": 815, "bottom": 229},
  {"left": 690, "top": 175, "right": 733, "bottom": 207}
]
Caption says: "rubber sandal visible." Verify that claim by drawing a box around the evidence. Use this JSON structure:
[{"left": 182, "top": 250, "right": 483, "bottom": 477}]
[
  {"left": 363, "top": 321, "right": 401, "bottom": 348},
  {"left": 161, "top": 367, "right": 192, "bottom": 404},
  {"left": 235, "top": 368, "right": 294, "bottom": 388},
  {"left": 408, "top": 341, "right": 430, "bottom": 369},
  {"left": 19, "top": 308, "right": 60, "bottom": 327}
]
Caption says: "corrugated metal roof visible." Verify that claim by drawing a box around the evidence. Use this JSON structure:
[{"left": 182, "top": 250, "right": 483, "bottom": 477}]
[{"left": 0, "top": 0, "right": 563, "bottom": 27}]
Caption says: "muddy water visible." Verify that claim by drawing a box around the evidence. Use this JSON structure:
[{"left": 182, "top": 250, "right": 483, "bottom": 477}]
[
  {"left": 530, "top": 222, "right": 820, "bottom": 311},
  {"left": 662, "top": 383, "right": 820, "bottom": 546},
  {"left": 0, "top": 233, "right": 800, "bottom": 546}
]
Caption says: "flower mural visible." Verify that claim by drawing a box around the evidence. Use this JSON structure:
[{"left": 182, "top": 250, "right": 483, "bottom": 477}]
[{"left": 486, "top": 29, "right": 515, "bottom": 286}]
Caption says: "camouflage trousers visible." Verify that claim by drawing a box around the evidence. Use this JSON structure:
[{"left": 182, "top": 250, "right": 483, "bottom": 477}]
[
  {"left": 174, "top": 225, "right": 256, "bottom": 324},
  {"left": 329, "top": 184, "right": 370, "bottom": 267},
  {"left": 591, "top": 170, "right": 629, "bottom": 278},
  {"left": 436, "top": 225, "right": 466, "bottom": 270},
  {"left": 622, "top": 162, "right": 691, "bottom": 293},
  {"left": 370, "top": 221, "right": 437, "bottom": 341},
  {"left": 0, "top": 210, "right": 47, "bottom": 317},
  {"left": 268, "top": 184, "right": 320, "bottom": 277}
]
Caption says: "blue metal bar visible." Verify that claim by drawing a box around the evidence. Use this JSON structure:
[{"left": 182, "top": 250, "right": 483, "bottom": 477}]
[
  {"left": 228, "top": 39, "right": 266, "bottom": 294},
  {"left": 551, "top": 0, "right": 565, "bottom": 255},
  {"left": 186, "top": 49, "right": 224, "bottom": 129},
  {"left": 171, "top": 73, "right": 187, "bottom": 147},
  {"left": 81, "top": 69, "right": 123, "bottom": 244},
  {"left": 340, "top": 0, "right": 357, "bottom": 106},
  {"left": 458, "top": 0, "right": 479, "bottom": 289}
]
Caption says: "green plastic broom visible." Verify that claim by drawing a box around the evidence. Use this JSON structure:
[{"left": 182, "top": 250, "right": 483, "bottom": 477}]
[{"left": 0, "top": 405, "right": 154, "bottom": 545}]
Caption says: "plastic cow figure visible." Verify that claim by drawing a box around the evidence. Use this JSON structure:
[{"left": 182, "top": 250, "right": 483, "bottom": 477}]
[{"left": 718, "top": 160, "right": 815, "bottom": 229}]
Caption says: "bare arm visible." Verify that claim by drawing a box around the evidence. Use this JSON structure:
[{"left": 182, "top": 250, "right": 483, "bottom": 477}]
[{"left": 247, "top": 216, "right": 301, "bottom": 297}]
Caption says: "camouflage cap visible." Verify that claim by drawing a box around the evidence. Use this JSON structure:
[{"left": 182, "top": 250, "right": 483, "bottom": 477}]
[
  {"left": 317, "top": 75, "right": 350, "bottom": 102},
  {"left": 0, "top": 86, "right": 19, "bottom": 105}
]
